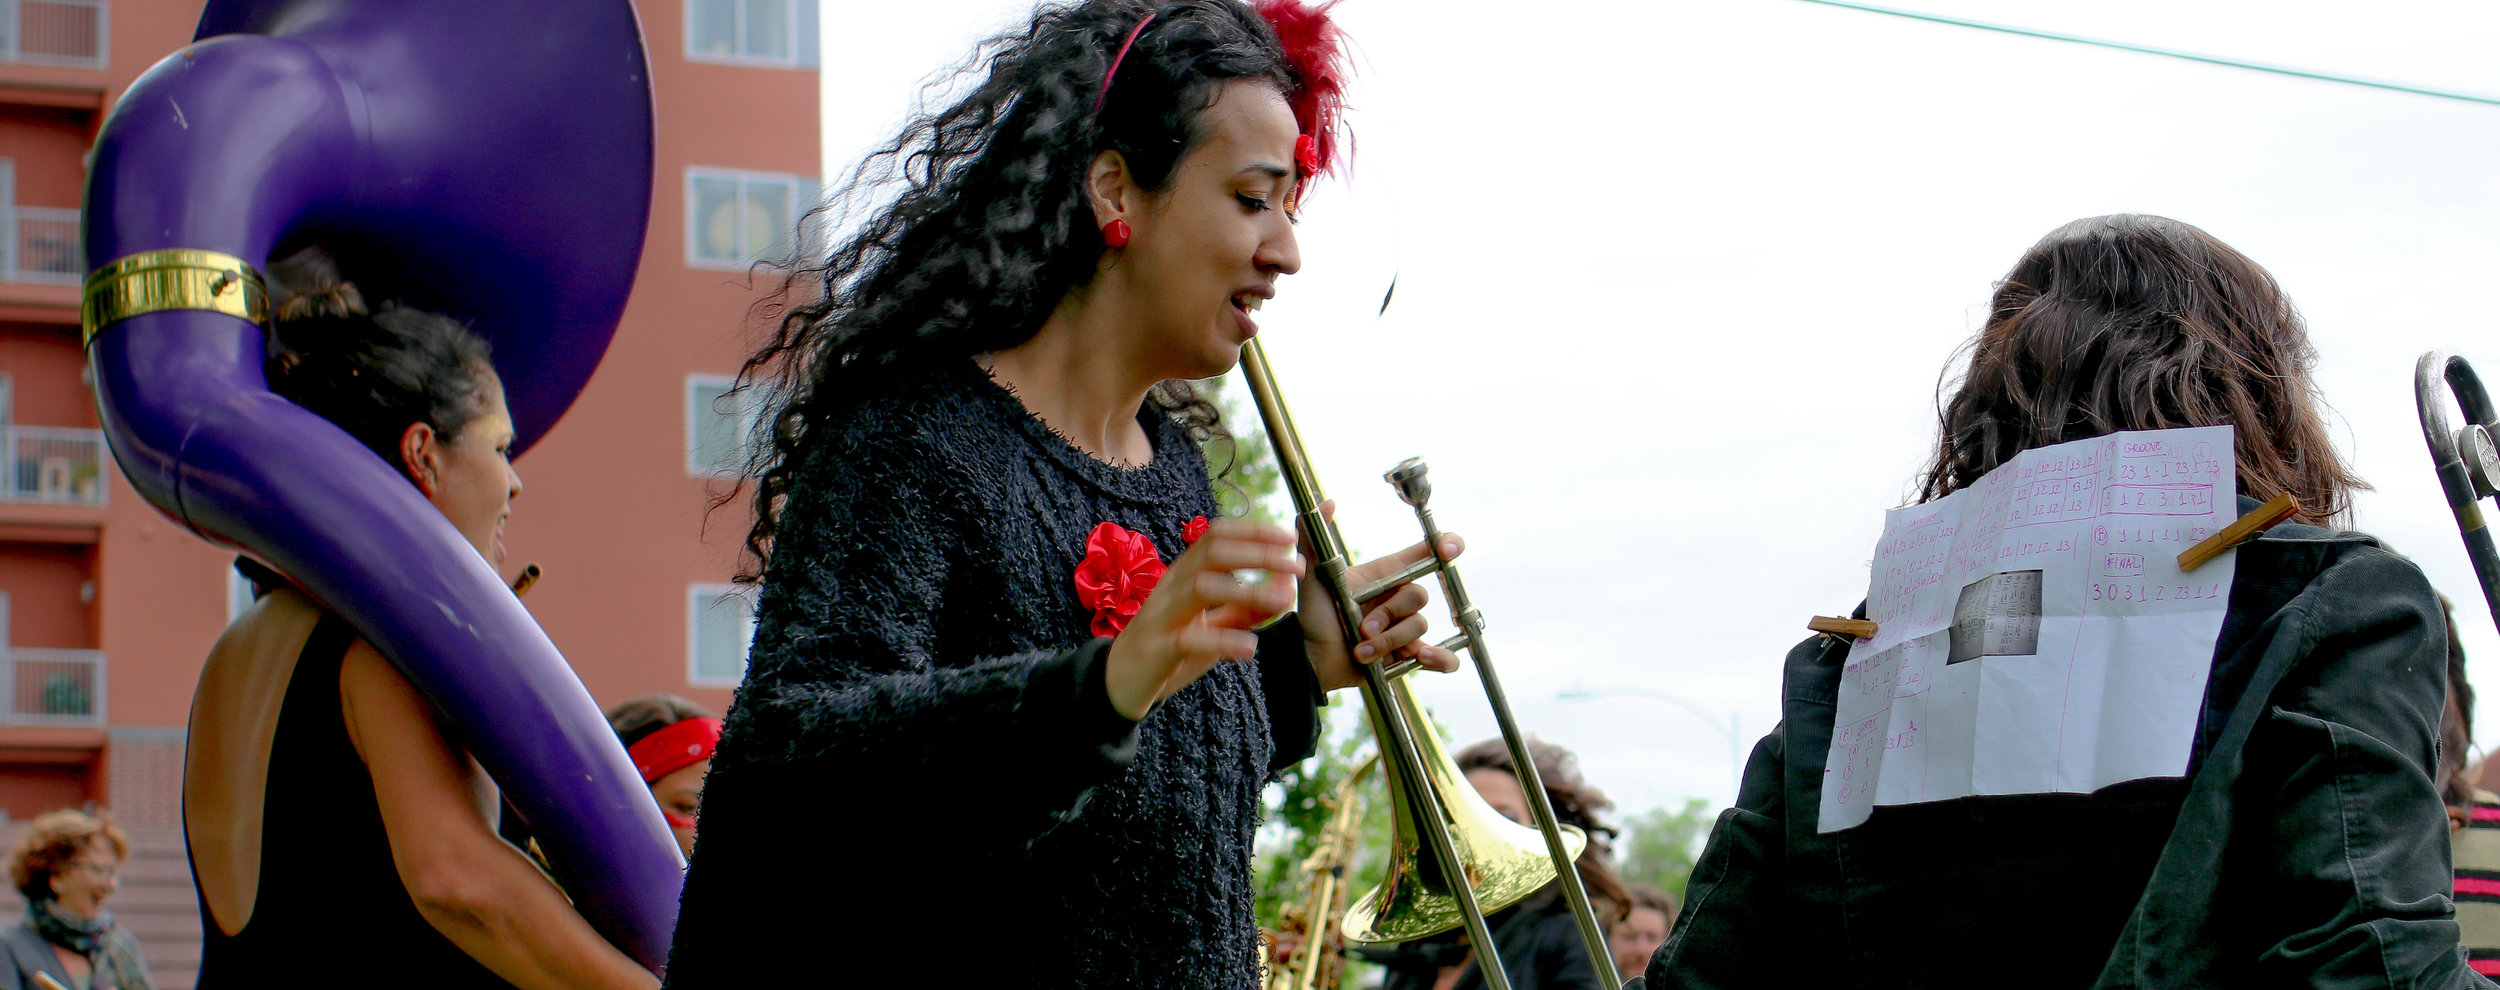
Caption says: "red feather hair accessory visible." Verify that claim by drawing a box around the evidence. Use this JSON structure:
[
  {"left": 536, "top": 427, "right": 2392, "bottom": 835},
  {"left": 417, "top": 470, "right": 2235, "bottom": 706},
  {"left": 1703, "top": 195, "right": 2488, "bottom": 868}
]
[{"left": 1253, "top": 0, "right": 1352, "bottom": 196}]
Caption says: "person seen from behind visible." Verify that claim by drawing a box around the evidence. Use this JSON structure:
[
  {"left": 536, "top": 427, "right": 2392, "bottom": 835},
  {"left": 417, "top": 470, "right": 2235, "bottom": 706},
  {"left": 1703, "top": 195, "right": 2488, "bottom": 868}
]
[{"left": 1653, "top": 214, "right": 2476, "bottom": 988}]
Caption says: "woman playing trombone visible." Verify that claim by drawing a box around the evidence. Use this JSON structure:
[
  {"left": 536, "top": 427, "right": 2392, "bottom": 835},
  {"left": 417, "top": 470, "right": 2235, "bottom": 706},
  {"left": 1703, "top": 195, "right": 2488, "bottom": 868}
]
[{"left": 666, "top": 1, "right": 1459, "bottom": 985}]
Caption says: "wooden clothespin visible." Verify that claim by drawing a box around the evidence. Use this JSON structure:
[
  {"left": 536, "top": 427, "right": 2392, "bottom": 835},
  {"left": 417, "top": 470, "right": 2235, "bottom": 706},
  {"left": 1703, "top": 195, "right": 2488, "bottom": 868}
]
[
  {"left": 509, "top": 562, "right": 543, "bottom": 598},
  {"left": 2177, "top": 493, "right": 2300, "bottom": 573},
  {"left": 1808, "top": 615, "right": 1879, "bottom": 640}
]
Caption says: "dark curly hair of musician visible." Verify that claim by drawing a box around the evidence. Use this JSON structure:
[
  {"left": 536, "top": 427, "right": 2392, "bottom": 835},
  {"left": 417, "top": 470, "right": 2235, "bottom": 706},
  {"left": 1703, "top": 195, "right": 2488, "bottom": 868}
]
[
  {"left": 1919, "top": 214, "right": 2366, "bottom": 526},
  {"left": 724, "top": 0, "right": 1305, "bottom": 580}
]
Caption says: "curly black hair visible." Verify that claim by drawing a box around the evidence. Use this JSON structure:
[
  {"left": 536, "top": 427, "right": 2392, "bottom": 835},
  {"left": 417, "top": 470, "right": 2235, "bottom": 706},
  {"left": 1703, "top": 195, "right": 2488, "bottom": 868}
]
[{"left": 725, "top": 0, "right": 1309, "bottom": 581}]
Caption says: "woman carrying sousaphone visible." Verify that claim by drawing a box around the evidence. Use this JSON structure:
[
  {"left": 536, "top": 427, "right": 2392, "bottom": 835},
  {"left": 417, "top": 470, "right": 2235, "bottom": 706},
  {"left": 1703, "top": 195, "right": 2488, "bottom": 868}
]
[
  {"left": 80, "top": 0, "right": 682, "bottom": 984},
  {"left": 668, "top": 1, "right": 1463, "bottom": 984}
]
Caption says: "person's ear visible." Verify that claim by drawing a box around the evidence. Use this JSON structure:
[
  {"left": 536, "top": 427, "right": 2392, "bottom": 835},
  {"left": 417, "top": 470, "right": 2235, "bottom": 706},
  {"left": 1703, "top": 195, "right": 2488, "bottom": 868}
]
[
  {"left": 1087, "top": 149, "right": 1138, "bottom": 227},
  {"left": 399, "top": 422, "right": 443, "bottom": 497}
]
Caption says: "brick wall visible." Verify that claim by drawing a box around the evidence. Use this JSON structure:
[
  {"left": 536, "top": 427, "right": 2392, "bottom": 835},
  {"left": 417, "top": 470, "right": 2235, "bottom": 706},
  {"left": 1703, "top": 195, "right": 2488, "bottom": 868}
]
[{"left": 105, "top": 728, "right": 184, "bottom": 831}]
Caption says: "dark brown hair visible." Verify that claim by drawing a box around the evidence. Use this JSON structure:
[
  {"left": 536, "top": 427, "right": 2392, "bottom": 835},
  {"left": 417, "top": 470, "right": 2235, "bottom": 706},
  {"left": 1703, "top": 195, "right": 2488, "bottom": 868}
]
[
  {"left": 263, "top": 248, "right": 498, "bottom": 478},
  {"left": 1624, "top": 883, "right": 1676, "bottom": 919},
  {"left": 1456, "top": 737, "right": 1632, "bottom": 922},
  {"left": 605, "top": 694, "right": 716, "bottom": 749},
  {"left": 2441, "top": 594, "right": 2476, "bottom": 809},
  {"left": 1919, "top": 215, "right": 2364, "bottom": 526},
  {"left": 9, "top": 809, "right": 127, "bottom": 902}
]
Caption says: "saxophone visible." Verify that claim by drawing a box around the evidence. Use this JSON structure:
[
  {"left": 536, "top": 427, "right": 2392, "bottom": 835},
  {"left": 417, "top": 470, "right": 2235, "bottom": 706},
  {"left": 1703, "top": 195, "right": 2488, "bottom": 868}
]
[{"left": 1265, "top": 757, "right": 1375, "bottom": 990}]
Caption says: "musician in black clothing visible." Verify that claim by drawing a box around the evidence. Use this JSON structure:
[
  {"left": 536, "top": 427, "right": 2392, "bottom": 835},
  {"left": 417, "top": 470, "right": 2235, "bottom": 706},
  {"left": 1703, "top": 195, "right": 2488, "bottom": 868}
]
[
  {"left": 1653, "top": 216, "right": 2473, "bottom": 989},
  {"left": 666, "top": 2, "right": 1461, "bottom": 986},
  {"left": 186, "top": 266, "right": 653, "bottom": 990}
]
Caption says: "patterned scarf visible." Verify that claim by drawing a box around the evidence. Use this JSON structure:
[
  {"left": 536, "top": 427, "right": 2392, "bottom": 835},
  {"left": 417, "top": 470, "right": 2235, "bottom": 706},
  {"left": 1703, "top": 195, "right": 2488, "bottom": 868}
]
[{"left": 26, "top": 899, "right": 151, "bottom": 990}]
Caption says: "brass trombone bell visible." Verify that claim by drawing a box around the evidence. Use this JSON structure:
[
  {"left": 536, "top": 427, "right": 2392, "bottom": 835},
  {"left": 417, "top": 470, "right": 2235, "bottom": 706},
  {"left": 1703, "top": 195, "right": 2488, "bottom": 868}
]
[{"left": 1344, "top": 674, "right": 1587, "bottom": 944}]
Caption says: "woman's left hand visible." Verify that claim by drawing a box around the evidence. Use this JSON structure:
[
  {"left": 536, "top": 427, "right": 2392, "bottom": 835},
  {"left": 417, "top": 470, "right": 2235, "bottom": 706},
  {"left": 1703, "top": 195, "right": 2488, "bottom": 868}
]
[{"left": 1298, "top": 501, "right": 1465, "bottom": 691}]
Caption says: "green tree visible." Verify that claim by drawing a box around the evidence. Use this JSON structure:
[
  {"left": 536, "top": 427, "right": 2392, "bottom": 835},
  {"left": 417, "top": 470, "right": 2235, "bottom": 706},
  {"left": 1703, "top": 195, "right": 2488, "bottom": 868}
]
[
  {"left": 1617, "top": 798, "right": 1717, "bottom": 900},
  {"left": 1199, "top": 374, "right": 1286, "bottom": 529}
]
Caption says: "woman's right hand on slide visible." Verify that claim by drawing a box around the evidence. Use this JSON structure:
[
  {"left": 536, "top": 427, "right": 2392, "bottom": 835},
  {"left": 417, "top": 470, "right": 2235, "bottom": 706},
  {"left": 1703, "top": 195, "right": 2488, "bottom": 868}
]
[{"left": 1104, "top": 521, "right": 1305, "bottom": 720}]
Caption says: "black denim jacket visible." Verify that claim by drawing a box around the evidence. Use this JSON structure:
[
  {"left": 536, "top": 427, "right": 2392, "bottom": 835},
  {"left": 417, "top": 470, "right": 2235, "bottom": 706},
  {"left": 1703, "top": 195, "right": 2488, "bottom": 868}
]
[{"left": 1649, "top": 510, "right": 2488, "bottom": 989}]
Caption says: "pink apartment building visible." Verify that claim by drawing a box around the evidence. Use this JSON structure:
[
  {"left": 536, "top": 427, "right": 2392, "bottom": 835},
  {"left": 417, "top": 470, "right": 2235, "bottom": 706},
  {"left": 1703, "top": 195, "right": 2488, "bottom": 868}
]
[{"left": 0, "top": 2, "right": 818, "bottom": 983}]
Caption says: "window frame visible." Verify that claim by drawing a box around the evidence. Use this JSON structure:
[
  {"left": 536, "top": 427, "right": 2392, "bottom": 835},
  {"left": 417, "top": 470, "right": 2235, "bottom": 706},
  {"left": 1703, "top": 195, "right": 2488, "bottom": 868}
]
[
  {"left": 685, "top": 373, "right": 768, "bottom": 478},
  {"left": 682, "top": 0, "right": 818, "bottom": 69},
  {"left": 686, "top": 582, "right": 757, "bottom": 687},
  {"left": 683, "top": 167, "right": 818, "bottom": 271}
]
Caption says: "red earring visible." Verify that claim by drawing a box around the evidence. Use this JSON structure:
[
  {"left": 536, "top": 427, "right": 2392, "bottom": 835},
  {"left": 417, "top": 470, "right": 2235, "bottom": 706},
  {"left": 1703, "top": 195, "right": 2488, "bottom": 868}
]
[{"left": 1102, "top": 219, "right": 1132, "bottom": 249}]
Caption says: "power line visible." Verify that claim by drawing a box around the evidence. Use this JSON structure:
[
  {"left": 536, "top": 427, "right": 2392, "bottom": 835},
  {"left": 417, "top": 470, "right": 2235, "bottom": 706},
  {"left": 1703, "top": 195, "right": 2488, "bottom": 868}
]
[{"left": 1795, "top": 0, "right": 2500, "bottom": 108}]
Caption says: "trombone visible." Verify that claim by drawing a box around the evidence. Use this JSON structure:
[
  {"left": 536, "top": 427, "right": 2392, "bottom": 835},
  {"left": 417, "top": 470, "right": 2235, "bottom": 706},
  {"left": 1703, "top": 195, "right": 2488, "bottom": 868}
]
[
  {"left": 2417, "top": 351, "right": 2500, "bottom": 634},
  {"left": 1238, "top": 338, "right": 1623, "bottom": 990}
]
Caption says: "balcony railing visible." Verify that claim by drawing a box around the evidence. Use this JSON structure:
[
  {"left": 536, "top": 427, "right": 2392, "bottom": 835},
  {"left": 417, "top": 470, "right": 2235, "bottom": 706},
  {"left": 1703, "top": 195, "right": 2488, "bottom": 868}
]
[
  {"left": 0, "top": 648, "right": 103, "bottom": 725},
  {"left": 3, "top": 425, "right": 105, "bottom": 505},
  {"left": 4, "top": 206, "right": 79, "bottom": 285},
  {"left": 0, "top": 0, "right": 106, "bottom": 67}
]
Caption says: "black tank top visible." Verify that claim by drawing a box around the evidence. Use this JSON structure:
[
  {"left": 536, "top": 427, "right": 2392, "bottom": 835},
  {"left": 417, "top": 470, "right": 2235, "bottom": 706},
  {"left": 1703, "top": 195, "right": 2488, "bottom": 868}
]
[{"left": 194, "top": 611, "right": 515, "bottom": 989}]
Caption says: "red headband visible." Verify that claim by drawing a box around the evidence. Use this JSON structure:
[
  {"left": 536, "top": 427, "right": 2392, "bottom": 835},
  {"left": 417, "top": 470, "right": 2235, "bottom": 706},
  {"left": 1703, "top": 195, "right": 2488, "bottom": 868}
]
[
  {"left": 1095, "top": 13, "right": 1158, "bottom": 113},
  {"left": 628, "top": 716, "right": 721, "bottom": 785}
]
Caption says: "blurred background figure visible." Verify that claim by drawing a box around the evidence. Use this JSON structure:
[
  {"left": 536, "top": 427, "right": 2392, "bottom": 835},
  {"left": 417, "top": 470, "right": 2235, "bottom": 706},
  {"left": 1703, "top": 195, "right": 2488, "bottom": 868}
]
[
  {"left": 1, "top": 810, "right": 151, "bottom": 989},
  {"left": 2440, "top": 595, "right": 2500, "bottom": 979},
  {"left": 1609, "top": 885, "right": 1675, "bottom": 980},
  {"left": 605, "top": 696, "right": 718, "bottom": 859},
  {"left": 1364, "top": 738, "right": 1626, "bottom": 990}
]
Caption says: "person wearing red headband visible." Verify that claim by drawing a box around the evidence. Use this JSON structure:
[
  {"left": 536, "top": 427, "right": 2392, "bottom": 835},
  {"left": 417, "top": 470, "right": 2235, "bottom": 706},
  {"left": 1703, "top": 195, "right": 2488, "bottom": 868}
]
[
  {"left": 664, "top": 1, "right": 1445, "bottom": 986},
  {"left": 603, "top": 696, "right": 719, "bottom": 859}
]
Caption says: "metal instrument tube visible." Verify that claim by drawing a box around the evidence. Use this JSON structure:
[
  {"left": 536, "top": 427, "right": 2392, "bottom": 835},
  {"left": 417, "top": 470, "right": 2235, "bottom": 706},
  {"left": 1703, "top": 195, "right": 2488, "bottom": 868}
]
[
  {"left": 2417, "top": 351, "right": 2500, "bottom": 634},
  {"left": 1238, "top": 339, "right": 1515, "bottom": 990},
  {"left": 1389, "top": 461, "right": 1625, "bottom": 989}
]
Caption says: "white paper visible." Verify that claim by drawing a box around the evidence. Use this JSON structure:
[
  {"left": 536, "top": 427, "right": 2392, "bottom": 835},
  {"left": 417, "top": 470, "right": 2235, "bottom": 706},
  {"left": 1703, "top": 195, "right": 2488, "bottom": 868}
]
[{"left": 1818, "top": 426, "right": 2239, "bottom": 833}]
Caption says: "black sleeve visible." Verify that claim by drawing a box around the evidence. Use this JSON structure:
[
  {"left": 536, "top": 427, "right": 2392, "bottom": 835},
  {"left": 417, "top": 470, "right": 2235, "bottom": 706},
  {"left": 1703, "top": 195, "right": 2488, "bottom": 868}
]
[
  {"left": 1256, "top": 613, "right": 1325, "bottom": 775},
  {"left": 2232, "top": 548, "right": 2486, "bottom": 988},
  {"left": 717, "top": 422, "right": 1140, "bottom": 837}
]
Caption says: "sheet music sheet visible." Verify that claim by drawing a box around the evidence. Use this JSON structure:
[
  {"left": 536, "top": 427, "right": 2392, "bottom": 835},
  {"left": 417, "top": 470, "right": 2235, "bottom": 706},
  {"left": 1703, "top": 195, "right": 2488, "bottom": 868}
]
[{"left": 1819, "top": 426, "right": 2239, "bottom": 833}]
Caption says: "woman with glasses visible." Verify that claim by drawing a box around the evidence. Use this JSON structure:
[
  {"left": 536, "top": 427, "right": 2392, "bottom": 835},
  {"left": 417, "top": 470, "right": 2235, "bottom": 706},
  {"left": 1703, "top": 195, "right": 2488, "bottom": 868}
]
[{"left": 0, "top": 809, "right": 151, "bottom": 990}]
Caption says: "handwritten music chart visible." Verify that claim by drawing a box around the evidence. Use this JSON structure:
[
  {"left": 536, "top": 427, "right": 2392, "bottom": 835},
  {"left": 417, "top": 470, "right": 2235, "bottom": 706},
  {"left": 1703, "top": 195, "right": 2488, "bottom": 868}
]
[{"left": 1818, "top": 426, "right": 2239, "bottom": 833}]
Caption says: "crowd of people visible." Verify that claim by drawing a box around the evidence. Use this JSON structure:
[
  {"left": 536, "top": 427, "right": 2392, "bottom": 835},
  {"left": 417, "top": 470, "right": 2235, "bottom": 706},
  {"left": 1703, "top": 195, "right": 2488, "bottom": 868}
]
[{"left": 51, "top": 0, "right": 2500, "bottom": 987}]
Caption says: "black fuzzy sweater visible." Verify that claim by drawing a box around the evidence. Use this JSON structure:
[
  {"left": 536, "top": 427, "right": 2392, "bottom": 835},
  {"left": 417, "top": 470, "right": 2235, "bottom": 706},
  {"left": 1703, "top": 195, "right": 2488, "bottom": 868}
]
[{"left": 665, "top": 361, "right": 1323, "bottom": 988}]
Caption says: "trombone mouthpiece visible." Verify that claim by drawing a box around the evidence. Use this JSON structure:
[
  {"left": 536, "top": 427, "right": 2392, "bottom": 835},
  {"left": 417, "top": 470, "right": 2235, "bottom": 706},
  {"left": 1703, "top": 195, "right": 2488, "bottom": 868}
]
[{"left": 1387, "top": 458, "right": 1432, "bottom": 507}]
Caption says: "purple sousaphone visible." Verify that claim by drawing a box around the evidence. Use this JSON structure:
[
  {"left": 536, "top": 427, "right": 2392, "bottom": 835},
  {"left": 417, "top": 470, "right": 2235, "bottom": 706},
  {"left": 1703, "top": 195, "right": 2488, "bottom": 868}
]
[{"left": 83, "top": 0, "right": 676, "bottom": 970}]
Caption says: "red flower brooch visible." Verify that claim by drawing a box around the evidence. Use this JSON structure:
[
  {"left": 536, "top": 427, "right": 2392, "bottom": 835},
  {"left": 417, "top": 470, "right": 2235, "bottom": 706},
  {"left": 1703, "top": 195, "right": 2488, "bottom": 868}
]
[{"left": 1075, "top": 517, "right": 1209, "bottom": 636}]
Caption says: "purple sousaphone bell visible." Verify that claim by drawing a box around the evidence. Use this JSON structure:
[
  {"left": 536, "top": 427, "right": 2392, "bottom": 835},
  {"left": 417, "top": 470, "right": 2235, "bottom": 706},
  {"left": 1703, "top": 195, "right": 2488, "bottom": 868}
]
[{"left": 83, "top": 0, "right": 676, "bottom": 969}]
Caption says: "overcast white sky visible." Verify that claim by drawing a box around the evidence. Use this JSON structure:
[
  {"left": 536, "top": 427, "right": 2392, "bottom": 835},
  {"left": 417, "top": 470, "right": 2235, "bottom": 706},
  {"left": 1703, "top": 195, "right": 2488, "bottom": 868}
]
[{"left": 821, "top": 0, "right": 2500, "bottom": 820}]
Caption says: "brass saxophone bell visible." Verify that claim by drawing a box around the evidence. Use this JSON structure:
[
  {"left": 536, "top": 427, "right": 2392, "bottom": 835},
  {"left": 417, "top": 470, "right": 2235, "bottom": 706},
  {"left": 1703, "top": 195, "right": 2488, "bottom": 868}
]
[{"left": 1342, "top": 675, "right": 1586, "bottom": 944}]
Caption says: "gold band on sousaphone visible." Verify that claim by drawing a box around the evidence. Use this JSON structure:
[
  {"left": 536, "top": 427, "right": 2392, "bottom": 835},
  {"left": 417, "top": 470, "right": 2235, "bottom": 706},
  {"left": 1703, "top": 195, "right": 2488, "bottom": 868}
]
[
  {"left": 81, "top": 249, "right": 271, "bottom": 345},
  {"left": 1238, "top": 338, "right": 1624, "bottom": 990}
]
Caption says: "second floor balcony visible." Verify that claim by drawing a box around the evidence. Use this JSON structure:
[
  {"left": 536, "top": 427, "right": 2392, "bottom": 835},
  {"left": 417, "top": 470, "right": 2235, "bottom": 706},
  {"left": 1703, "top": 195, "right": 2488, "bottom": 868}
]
[
  {"left": 3, "top": 206, "right": 77, "bottom": 285},
  {"left": 0, "top": 0, "right": 105, "bottom": 68},
  {"left": 3, "top": 424, "right": 105, "bottom": 505},
  {"left": 0, "top": 647, "right": 103, "bottom": 726}
]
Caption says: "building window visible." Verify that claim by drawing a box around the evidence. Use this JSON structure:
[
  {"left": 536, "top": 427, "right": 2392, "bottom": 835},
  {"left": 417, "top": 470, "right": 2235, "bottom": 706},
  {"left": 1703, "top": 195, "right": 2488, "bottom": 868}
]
[
  {"left": 0, "top": 0, "right": 108, "bottom": 69},
  {"left": 686, "top": 0, "right": 817, "bottom": 68},
  {"left": 686, "top": 375, "right": 772, "bottom": 477},
  {"left": 686, "top": 168, "right": 816, "bottom": 269},
  {"left": 688, "top": 584, "right": 756, "bottom": 686}
]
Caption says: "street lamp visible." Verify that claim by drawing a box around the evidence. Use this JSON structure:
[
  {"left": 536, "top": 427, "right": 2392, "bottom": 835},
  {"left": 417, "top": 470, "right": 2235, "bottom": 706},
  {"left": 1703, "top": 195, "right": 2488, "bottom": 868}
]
[{"left": 1556, "top": 684, "right": 1745, "bottom": 798}]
